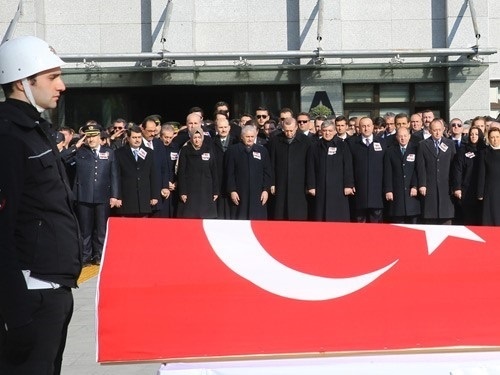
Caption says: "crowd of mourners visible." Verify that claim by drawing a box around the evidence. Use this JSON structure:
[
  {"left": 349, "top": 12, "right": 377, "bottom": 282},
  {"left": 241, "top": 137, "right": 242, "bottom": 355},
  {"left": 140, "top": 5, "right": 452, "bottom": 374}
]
[{"left": 55, "top": 101, "right": 500, "bottom": 266}]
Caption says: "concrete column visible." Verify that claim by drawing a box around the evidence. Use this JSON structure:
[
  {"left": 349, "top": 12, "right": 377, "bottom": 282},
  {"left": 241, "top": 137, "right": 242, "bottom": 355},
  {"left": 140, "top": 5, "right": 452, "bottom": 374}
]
[{"left": 446, "top": 0, "right": 491, "bottom": 120}]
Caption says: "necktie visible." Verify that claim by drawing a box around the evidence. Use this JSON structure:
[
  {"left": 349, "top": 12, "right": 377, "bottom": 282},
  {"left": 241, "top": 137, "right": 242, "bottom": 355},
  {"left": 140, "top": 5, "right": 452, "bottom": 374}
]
[
  {"left": 365, "top": 138, "right": 370, "bottom": 147},
  {"left": 401, "top": 146, "right": 406, "bottom": 155},
  {"left": 92, "top": 149, "right": 97, "bottom": 158},
  {"left": 454, "top": 139, "right": 460, "bottom": 150},
  {"left": 434, "top": 140, "right": 440, "bottom": 155},
  {"left": 221, "top": 138, "right": 228, "bottom": 151},
  {"left": 133, "top": 149, "right": 138, "bottom": 161}
]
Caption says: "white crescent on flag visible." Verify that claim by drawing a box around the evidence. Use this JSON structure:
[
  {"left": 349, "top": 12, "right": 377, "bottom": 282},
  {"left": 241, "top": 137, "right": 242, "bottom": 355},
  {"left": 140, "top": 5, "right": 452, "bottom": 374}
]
[{"left": 203, "top": 220, "right": 398, "bottom": 301}]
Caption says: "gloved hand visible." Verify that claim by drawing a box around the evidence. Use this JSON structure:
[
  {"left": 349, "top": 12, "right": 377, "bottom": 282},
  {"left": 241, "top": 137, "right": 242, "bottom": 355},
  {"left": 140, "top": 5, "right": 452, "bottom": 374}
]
[{"left": 1, "top": 322, "right": 37, "bottom": 365}]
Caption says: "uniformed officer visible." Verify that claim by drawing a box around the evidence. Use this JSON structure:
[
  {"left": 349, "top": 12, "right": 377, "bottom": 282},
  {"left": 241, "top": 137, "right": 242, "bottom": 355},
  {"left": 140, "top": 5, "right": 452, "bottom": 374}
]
[
  {"left": 67, "top": 122, "right": 120, "bottom": 266},
  {"left": 0, "top": 36, "right": 82, "bottom": 374}
]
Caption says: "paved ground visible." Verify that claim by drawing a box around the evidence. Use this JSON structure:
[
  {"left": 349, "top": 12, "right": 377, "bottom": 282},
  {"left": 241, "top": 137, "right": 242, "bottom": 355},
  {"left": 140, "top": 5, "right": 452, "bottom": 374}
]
[{"left": 62, "top": 271, "right": 161, "bottom": 375}]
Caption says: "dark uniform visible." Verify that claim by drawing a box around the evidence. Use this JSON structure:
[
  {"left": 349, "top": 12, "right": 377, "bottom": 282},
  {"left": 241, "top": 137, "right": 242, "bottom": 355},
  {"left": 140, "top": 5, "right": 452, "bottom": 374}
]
[
  {"left": 65, "top": 132, "right": 119, "bottom": 264},
  {"left": 0, "top": 99, "right": 82, "bottom": 374}
]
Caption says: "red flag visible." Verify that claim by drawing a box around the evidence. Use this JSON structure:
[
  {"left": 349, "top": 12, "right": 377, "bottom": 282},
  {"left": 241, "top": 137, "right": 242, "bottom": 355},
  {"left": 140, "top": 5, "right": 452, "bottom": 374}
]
[{"left": 97, "top": 218, "right": 500, "bottom": 362}]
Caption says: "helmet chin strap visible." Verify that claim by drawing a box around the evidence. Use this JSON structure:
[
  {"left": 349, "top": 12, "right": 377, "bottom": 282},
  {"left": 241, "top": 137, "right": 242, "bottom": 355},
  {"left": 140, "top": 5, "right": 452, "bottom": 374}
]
[{"left": 21, "top": 79, "right": 45, "bottom": 113}]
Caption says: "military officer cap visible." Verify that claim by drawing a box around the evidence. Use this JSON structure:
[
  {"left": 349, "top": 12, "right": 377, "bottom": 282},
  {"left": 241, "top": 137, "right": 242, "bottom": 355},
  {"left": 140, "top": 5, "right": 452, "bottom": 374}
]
[{"left": 82, "top": 123, "right": 102, "bottom": 136}]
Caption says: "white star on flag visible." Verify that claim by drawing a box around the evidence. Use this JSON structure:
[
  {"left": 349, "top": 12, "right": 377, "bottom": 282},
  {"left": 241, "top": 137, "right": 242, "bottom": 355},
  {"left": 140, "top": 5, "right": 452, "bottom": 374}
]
[{"left": 393, "top": 224, "right": 485, "bottom": 254}]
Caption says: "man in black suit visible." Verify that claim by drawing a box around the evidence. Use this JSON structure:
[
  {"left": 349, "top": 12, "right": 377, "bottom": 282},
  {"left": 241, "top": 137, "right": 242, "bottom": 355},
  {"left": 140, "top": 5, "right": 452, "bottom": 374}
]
[
  {"left": 114, "top": 126, "right": 159, "bottom": 217},
  {"left": 297, "top": 112, "right": 316, "bottom": 141},
  {"left": 172, "top": 112, "right": 213, "bottom": 149},
  {"left": 68, "top": 123, "right": 120, "bottom": 265},
  {"left": 307, "top": 119, "right": 354, "bottom": 222},
  {"left": 381, "top": 112, "right": 396, "bottom": 141},
  {"left": 416, "top": 118, "right": 456, "bottom": 224},
  {"left": 347, "top": 117, "right": 387, "bottom": 223},
  {"left": 213, "top": 117, "right": 238, "bottom": 218},
  {"left": 334, "top": 115, "right": 350, "bottom": 141},
  {"left": 269, "top": 117, "right": 312, "bottom": 220},
  {"left": 226, "top": 125, "right": 272, "bottom": 220},
  {"left": 383, "top": 127, "right": 420, "bottom": 223},
  {"left": 141, "top": 115, "right": 170, "bottom": 217},
  {"left": 160, "top": 123, "right": 180, "bottom": 217}
]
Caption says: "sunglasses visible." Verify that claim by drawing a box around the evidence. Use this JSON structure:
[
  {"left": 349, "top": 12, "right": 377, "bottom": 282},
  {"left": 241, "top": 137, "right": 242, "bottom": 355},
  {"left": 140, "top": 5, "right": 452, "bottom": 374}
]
[
  {"left": 297, "top": 120, "right": 309, "bottom": 124},
  {"left": 451, "top": 123, "right": 462, "bottom": 127},
  {"left": 114, "top": 127, "right": 124, "bottom": 130},
  {"left": 256, "top": 115, "right": 268, "bottom": 119}
]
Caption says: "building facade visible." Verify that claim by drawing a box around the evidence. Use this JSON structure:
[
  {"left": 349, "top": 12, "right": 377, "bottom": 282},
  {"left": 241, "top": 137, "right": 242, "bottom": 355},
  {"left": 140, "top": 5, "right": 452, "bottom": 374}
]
[{"left": 1, "top": 0, "right": 499, "bottom": 127}]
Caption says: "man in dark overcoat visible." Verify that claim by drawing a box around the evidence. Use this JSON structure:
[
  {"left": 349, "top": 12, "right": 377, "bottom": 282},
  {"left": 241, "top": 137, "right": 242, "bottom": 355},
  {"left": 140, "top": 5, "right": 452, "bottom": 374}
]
[
  {"left": 141, "top": 115, "right": 170, "bottom": 217},
  {"left": 416, "top": 118, "right": 456, "bottom": 224},
  {"left": 160, "top": 123, "right": 180, "bottom": 217},
  {"left": 347, "top": 117, "right": 387, "bottom": 223},
  {"left": 307, "top": 119, "right": 354, "bottom": 222},
  {"left": 114, "top": 126, "right": 159, "bottom": 217},
  {"left": 383, "top": 127, "right": 420, "bottom": 223},
  {"left": 226, "top": 125, "right": 272, "bottom": 220},
  {"left": 268, "top": 117, "right": 312, "bottom": 220},
  {"left": 213, "top": 118, "right": 238, "bottom": 219}
]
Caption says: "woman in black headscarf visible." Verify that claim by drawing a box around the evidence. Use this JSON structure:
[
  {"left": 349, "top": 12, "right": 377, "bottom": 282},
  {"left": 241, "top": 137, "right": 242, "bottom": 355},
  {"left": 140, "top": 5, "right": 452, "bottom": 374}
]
[
  {"left": 177, "top": 127, "right": 219, "bottom": 218},
  {"left": 452, "top": 125, "right": 486, "bottom": 225}
]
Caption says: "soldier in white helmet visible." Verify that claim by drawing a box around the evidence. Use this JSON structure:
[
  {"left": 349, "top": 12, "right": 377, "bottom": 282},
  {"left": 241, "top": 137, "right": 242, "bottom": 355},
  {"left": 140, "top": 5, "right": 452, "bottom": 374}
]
[{"left": 0, "top": 36, "right": 82, "bottom": 374}]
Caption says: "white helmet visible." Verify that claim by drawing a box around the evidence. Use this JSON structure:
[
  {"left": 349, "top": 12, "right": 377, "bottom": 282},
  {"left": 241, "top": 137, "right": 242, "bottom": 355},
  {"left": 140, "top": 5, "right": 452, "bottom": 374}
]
[{"left": 0, "top": 36, "right": 65, "bottom": 84}]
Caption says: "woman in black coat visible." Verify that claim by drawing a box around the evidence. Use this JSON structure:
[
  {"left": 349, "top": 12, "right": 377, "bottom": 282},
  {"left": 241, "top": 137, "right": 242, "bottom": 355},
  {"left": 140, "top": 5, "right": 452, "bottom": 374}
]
[
  {"left": 451, "top": 126, "right": 485, "bottom": 225},
  {"left": 177, "top": 127, "right": 219, "bottom": 218}
]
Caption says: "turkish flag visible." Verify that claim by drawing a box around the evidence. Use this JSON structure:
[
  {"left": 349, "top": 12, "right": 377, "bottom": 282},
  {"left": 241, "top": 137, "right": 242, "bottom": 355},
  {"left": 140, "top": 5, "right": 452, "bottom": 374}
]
[{"left": 97, "top": 218, "right": 500, "bottom": 362}]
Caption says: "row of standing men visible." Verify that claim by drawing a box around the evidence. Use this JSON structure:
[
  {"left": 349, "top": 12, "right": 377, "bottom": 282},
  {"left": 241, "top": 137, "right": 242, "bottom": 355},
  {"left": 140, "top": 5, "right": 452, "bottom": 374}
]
[{"left": 61, "top": 111, "right": 500, "bottom": 265}]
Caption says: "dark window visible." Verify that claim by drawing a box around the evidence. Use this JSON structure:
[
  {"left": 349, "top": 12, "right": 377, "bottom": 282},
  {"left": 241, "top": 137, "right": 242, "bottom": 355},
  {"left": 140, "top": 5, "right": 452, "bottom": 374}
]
[
  {"left": 61, "top": 85, "right": 300, "bottom": 129},
  {"left": 343, "top": 83, "right": 446, "bottom": 120}
]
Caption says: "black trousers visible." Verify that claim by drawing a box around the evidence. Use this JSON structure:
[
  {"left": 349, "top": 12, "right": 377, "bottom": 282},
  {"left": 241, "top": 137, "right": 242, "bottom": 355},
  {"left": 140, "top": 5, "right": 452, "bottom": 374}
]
[
  {"left": 389, "top": 215, "right": 419, "bottom": 224},
  {"left": 354, "top": 208, "right": 384, "bottom": 223},
  {"left": 0, "top": 287, "right": 73, "bottom": 375},
  {"left": 77, "top": 202, "right": 109, "bottom": 262}
]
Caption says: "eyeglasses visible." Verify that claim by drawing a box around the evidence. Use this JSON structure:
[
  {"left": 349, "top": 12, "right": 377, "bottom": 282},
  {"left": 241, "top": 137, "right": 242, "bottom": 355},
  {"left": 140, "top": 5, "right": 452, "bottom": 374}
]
[
  {"left": 113, "top": 127, "right": 124, "bottom": 130},
  {"left": 256, "top": 115, "right": 268, "bottom": 119},
  {"left": 451, "top": 123, "right": 462, "bottom": 127},
  {"left": 297, "top": 120, "right": 309, "bottom": 124}
]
